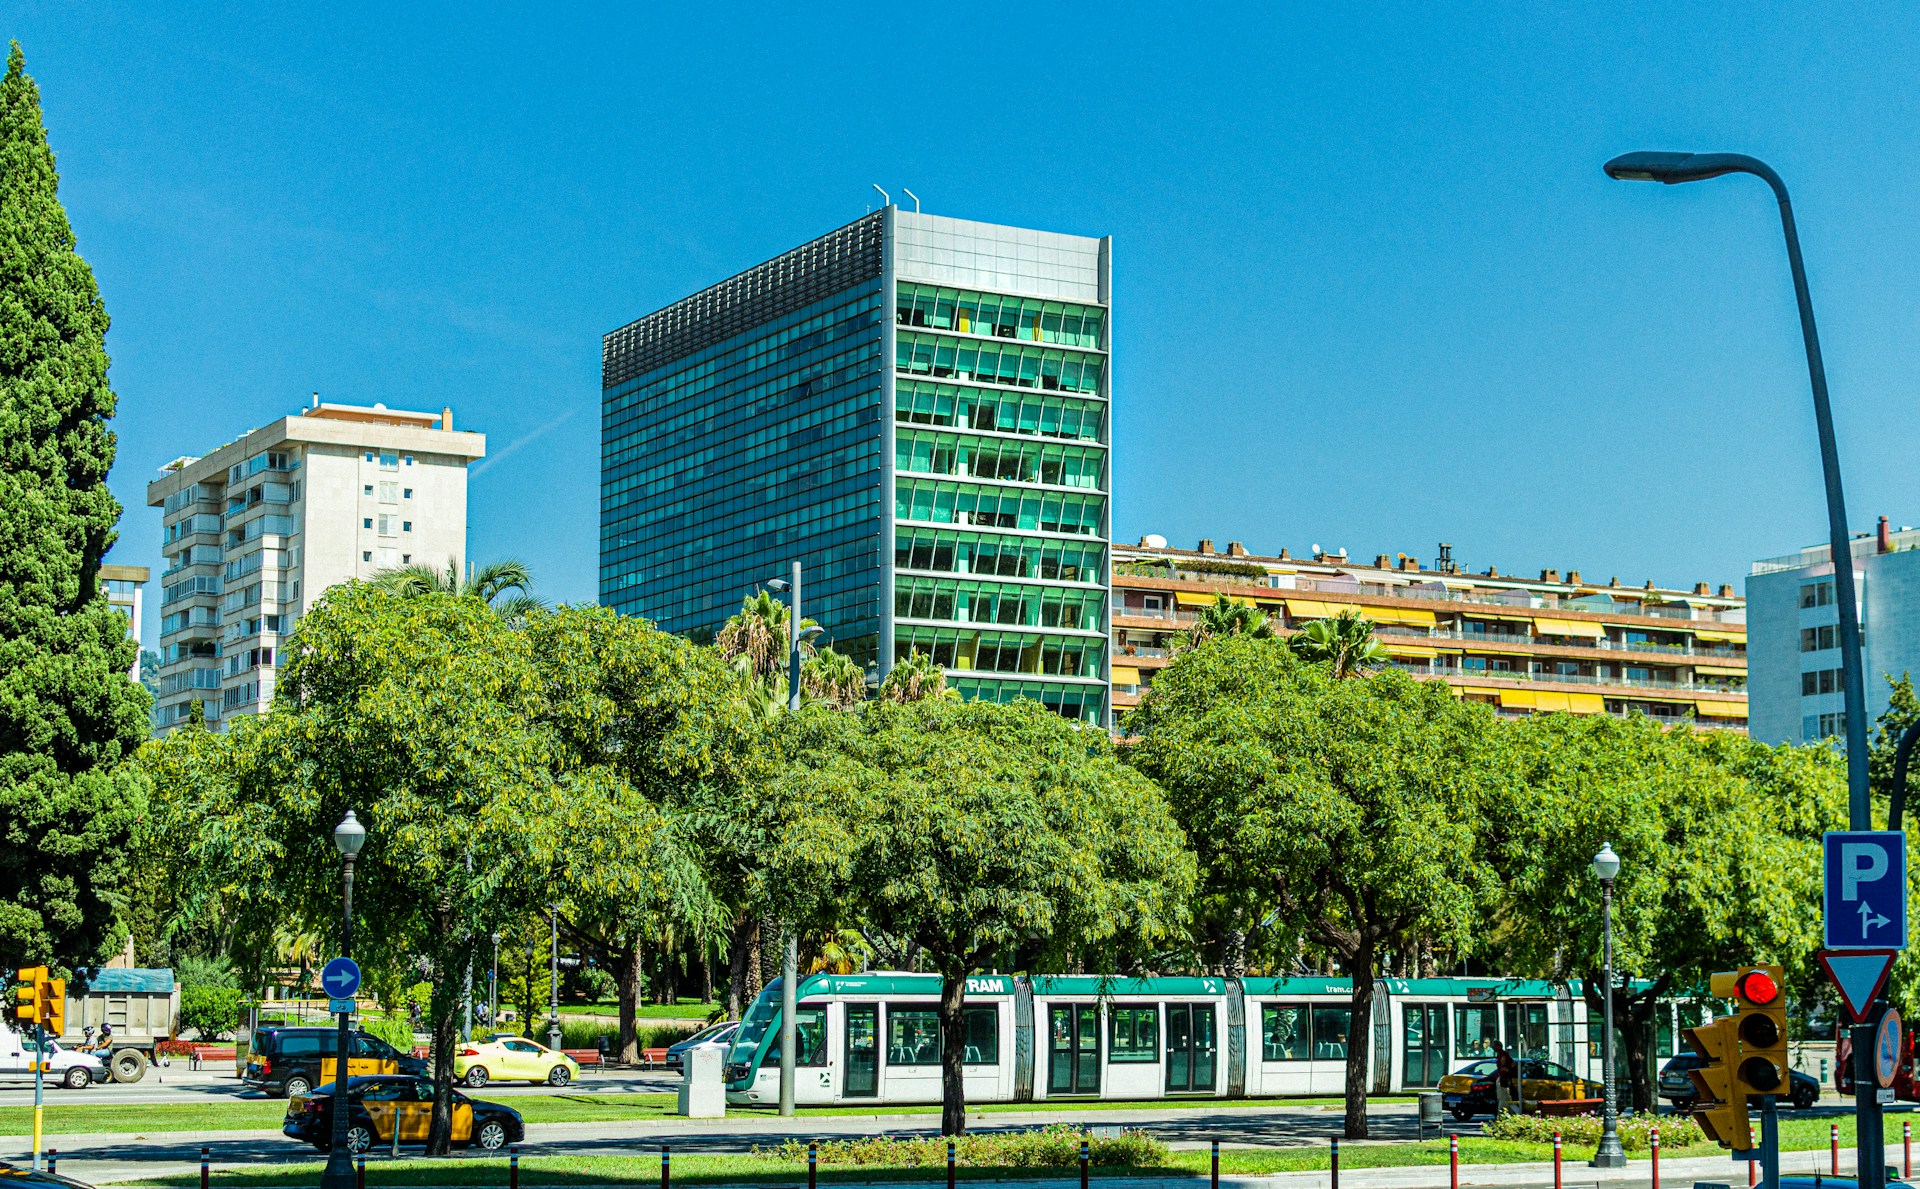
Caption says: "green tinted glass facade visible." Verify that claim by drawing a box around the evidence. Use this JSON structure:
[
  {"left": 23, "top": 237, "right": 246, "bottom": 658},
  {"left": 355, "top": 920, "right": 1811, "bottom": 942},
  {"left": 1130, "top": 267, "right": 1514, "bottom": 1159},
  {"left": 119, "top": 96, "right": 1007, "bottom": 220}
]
[{"left": 601, "top": 209, "right": 1111, "bottom": 724}]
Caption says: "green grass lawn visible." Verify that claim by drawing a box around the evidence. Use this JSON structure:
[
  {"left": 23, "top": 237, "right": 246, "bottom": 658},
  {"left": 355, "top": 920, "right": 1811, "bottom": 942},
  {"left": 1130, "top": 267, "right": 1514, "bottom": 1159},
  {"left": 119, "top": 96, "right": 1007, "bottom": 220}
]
[{"left": 557, "top": 1001, "right": 720, "bottom": 1019}]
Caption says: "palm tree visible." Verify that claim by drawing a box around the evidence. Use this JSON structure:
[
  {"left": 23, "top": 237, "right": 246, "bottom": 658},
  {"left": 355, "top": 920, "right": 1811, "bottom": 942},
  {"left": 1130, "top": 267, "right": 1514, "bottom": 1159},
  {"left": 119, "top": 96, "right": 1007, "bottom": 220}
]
[
  {"left": 714, "top": 591, "right": 821, "bottom": 689},
  {"left": 370, "top": 557, "right": 545, "bottom": 624},
  {"left": 802, "top": 647, "right": 867, "bottom": 710},
  {"left": 1287, "top": 609, "right": 1389, "bottom": 677},
  {"left": 876, "top": 648, "right": 951, "bottom": 703},
  {"left": 1178, "top": 592, "right": 1275, "bottom": 652}
]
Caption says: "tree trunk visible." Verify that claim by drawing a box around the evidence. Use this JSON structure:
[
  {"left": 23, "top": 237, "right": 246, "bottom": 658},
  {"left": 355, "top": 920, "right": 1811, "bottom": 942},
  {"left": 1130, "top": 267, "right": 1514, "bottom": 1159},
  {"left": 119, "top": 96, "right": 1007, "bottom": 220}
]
[
  {"left": 1343, "top": 945, "right": 1374, "bottom": 1139},
  {"left": 938, "top": 962, "right": 968, "bottom": 1136},
  {"left": 727, "top": 913, "right": 761, "bottom": 1019},
  {"left": 617, "top": 942, "right": 642, "bottom": 1064},
  {"left": 1221, "top": 926, "right": 1247, "bottom": 979},
  {"left": 426, "top": 935, "right": 464, "bottom": 1156}
]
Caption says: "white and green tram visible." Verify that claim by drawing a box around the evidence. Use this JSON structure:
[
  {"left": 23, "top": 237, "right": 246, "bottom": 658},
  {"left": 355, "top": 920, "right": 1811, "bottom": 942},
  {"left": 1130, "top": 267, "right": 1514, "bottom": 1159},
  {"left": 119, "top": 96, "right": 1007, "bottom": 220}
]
[{"left": 722, "top": 972, "right": 1620, "bottom": 1106}]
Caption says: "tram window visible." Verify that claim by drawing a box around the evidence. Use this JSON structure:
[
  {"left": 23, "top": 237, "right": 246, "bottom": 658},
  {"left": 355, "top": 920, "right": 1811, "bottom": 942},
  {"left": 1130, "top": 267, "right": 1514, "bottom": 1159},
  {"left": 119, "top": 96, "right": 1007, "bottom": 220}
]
[
  {"left": 888, "top": 1006, "right": 942, "bottom": 1066},
  {"left": 1109, "top": 1006, "right": 1159, "bottom": 1062},
  {"left": 1311, "top": 1007, "right": 1353, "bottom": 1060},
  {"left": 963, "top": 1007, "right": 998, "bottom": 1065},
  {"left": 1454, "top": 1006, "right": 1500, "bottom": 1058},
  {"left": 1261, "top": 1005, "right": 1311, "bottom": 1061},
  {"left": 759, "top": 1007, "right": 828, "bottom": 1068}
]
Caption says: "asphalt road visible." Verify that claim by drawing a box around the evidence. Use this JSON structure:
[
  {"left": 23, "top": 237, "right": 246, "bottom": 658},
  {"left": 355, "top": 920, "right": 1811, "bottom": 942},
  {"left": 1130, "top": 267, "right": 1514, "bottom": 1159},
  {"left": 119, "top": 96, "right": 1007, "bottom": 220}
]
[{"left": 0, "top": 1065, "right": 684, "bottom": 1105}]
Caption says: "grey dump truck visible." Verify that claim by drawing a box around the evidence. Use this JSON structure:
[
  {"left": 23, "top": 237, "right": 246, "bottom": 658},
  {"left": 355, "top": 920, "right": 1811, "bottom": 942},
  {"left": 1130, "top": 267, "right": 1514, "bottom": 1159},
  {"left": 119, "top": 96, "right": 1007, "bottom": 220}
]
[{"left": 59, "top": 967, "right": 179, "bottom": 1083}]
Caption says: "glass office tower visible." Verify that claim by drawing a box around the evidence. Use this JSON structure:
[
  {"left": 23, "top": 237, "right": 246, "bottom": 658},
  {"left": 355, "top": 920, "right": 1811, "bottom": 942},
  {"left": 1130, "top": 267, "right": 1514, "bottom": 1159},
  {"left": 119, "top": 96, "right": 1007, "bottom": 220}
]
[{"left": 602, "top": 208, "right": 1112, "bottom": 724}]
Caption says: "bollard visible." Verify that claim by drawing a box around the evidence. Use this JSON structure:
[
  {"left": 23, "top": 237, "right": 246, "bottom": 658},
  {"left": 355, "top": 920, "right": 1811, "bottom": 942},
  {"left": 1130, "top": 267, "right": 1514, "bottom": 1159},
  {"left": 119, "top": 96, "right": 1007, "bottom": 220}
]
[
  {"left": 200, "top": 1146, "right": 210, "bottom": 1189},
  {"left": 1449, "top": 1134, "right": 1459, "bottom": 1189},
  {"left": 1080, "top": 1135, "right": 1090, "bottom": 1189},
  {"left": 510, "top": 1144, "right": 520, "bottom": 1189},
  {"left": 1747, "top": 1125, "right": 1757, "bottom": 1189},
  {"left": 662, "top": 1144, "right": 671, "bottom": 1189},
  {"left": 1553, "top": 1131, "right": 1562, "bottom": 1189},
  {"left": 948, "top": 1138, "right": 956, "bottom": 1189},
  {"left": 1906, "top": 1119, "right": 1913, "bottom": 1180},
  {"left": 1650, "top": 1127, "right": 1660, "bottom": 1189},
  {"left": 809, "top": 1140, "right": 818, "bottom": 1189},
  {"left": 1212, "top": 1138, "right": 1220, "bottom": 1189},
  {"left": 356, "top": 1155, "right": 365, "bottom": 1189},
  {"left": 46, "top": 1151, "right": 54, "bottom": 1176},
  {"left": 1331, "top": 1136, "right": 1340, "bottom": 1189},
  {"left": 1832, "top": 1121, "right": 1840, "bottom": 1175}
]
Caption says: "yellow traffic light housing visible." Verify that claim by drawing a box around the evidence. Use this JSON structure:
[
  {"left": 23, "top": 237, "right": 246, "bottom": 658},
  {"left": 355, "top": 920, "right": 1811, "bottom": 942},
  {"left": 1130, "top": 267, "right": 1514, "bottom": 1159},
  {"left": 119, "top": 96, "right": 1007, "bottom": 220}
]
[
  {"left": 12, "top": 967, "right": 45, "bottom": 1025},
  {"left": 1686, "top": 1015, "right": 1752, "bottom": 1150},
  {"left": 43, "top": 978, "right": 64, "bottom": 1038},
  {"left": 1727, "top": 966, "right": 1789, "bottom": 1100}
]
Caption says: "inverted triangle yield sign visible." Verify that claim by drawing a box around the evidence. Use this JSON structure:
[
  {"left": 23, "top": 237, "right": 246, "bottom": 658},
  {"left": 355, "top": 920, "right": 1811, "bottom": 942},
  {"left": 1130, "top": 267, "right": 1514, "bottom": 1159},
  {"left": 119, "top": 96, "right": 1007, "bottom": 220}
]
[{"left": 1819, "top": 949, "right": 1897, "bottom": 1021}]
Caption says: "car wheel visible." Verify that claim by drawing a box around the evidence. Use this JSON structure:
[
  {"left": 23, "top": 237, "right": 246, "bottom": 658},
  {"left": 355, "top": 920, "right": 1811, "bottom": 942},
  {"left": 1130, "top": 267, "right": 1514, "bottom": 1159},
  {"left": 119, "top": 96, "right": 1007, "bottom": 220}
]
[
  {"left": 345, "top": 1124, "right": 374, "bottom": 1154},
  {"left": 110, "top": 1048, "right": 149, "bottom": 1083},
  {"left": 464, "top": 1065, "right": 489, "bottom": 1088},
  {"left": 475, "top": 1120, "right": 508, "bottom": 1151},
  {"left": 1793, "top": 1084, "right": 1817, "bottom": 1109},
  {"left": 1451, "top": 1108, "right": 1473, "bottom": 1122},
  {"left": 546, "top": 1064, "right": 571, "bottom": 1087},
  {"left": 62, "top": 1066, "right": 90, "bottom": 1089},
  {"left": 284, "top": 1075, "right": 313, "bottom": 1099}
]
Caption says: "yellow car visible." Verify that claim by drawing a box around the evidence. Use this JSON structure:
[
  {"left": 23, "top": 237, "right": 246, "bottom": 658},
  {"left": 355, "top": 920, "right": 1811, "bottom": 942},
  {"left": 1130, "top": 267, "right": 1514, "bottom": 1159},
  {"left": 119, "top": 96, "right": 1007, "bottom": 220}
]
[
  {"left": 1438, "top": 1058, "right": 1599, "bottom": 1121},
  {"left": 453, "top": 1035, "right": 579, "bottom": 1088}
]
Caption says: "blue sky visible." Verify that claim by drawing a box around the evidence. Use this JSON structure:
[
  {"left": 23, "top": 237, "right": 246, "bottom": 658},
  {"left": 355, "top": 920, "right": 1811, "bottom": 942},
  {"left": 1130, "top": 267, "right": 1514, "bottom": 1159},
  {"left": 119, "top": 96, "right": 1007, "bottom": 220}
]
[{"left": 15, "top": 3, "right": 1920, "bottom": 640}]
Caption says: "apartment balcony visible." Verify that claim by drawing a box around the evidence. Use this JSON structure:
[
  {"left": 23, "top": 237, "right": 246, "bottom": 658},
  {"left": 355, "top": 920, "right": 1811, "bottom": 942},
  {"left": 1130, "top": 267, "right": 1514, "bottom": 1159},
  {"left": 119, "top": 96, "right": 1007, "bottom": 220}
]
[{"left": 1114, "top": 567, "right": 1745, "bottom": 625}]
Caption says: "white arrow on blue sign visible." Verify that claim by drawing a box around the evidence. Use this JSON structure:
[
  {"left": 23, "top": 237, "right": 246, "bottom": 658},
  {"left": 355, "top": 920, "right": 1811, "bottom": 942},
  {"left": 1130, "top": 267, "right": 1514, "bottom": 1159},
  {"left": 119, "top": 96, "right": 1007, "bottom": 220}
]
[
  {"left": 1824, "top": 830, "right": 1907, "bottom": 951},
  {"left": 321, "top": 956, "right": 362, "bottom": 999}
]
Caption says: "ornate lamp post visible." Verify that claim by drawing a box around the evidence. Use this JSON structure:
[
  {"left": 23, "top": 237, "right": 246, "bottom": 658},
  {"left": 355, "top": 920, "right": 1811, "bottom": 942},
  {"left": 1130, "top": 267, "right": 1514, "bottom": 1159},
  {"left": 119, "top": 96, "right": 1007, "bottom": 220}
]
[
  {"left": 1590, "top": 841, "right": 1625, "bottom": 1169},
  {"left": 320, "top": 811, "right": 366, "bottom": 1189}
]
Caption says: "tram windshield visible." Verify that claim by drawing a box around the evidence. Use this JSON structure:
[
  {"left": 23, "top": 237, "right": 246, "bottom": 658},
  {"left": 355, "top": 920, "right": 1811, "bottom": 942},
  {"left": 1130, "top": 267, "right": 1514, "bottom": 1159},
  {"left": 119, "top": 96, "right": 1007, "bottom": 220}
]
[{"left": 729, "top": 980, "right": 782, "bottom": 1066}]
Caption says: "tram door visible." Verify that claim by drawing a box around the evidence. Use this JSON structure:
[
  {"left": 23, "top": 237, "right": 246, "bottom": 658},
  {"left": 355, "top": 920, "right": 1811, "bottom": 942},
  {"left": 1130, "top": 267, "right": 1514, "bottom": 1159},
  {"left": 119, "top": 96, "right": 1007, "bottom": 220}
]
[
  {"left": 845, "top": 1004, "right": 878, "bottom": 1098},
  {"left": 1402, "top": 1004, "right": 1450, "bottom": 1087},
  {"left": 1165, "top": 1004, "right": 1216, "bottom": 1092},
  {"left": 1049, "top": 1005, "right": 1100, "bottom": 1095}
]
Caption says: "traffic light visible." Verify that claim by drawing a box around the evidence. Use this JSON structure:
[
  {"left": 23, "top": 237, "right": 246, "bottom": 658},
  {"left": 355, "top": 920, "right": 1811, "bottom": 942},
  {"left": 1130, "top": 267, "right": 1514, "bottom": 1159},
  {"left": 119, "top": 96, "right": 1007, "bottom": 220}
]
[
  {"left": 1686, "top": 1015, "right": 1752, "bottom": 1149},
  {"left": 43, "top": 978, "right": 64, "bottom": 1038},
  {"left": 12, "top": 967, "right": 46, "bottom": 1025},
  {"left": 1724, "top": 965, "right": 1789, "bottom": 1100}
]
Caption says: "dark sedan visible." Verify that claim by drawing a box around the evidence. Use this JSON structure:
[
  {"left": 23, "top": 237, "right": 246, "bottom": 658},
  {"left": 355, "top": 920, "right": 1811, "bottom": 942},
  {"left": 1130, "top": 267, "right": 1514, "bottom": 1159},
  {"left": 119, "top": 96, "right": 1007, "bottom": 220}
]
[
  {"left": 282, "top": 1074, "right": 523, "bottom": 1153},
  {"left": 1659, "top": 1051, "right": 1820, "bottom": 1109}
]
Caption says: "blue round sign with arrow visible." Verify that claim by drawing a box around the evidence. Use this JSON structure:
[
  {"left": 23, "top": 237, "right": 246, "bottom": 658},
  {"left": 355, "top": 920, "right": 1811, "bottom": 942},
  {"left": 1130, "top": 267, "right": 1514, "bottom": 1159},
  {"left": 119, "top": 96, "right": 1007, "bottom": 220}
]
[{"left": 321, "top": 956, "right": 362, "bottom": 1000}]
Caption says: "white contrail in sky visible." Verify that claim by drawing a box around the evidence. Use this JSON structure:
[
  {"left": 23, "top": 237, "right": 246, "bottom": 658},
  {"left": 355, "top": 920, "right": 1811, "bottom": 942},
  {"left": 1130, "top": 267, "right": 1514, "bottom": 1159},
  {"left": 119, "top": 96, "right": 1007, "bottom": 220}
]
[{"left": 472, "top": 406, "right": 580, "bottom": 477}]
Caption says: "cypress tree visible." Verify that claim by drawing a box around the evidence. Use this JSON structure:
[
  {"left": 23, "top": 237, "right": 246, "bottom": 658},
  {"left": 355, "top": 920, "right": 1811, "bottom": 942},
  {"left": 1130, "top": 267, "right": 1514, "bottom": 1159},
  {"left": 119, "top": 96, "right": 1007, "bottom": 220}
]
[{"left": 0, "top": 42, "right": 150, "bottom": 971}]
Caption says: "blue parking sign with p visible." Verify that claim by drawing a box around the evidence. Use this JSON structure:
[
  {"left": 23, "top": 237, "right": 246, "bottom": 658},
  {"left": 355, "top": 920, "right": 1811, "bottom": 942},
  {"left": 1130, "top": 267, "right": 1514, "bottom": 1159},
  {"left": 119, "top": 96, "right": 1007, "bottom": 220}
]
[{"left": 1824, "top": 831, "right": 1907, "bottom": 951}]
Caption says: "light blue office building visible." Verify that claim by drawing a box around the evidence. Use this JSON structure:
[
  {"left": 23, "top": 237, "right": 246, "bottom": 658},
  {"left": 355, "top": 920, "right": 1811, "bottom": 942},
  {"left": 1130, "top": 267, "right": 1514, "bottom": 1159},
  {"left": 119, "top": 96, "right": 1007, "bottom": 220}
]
[
  {"left": 600, "top": 207, "right": 1113, "bottom": 725},
  {"left": 1747, "top": 519, "right": 1920, "bottom": 745}
]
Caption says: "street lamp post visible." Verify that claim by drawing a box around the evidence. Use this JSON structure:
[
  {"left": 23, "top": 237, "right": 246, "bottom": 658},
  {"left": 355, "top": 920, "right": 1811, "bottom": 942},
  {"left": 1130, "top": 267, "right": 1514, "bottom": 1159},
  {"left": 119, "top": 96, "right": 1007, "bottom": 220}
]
[
  {"left": 1606, "top": 151, "right": 1879, "bottom": 1188},
  {"left": 321, "top": 811, "right": 366, "bottom": 1189},
  {"left": 1589, "top": 842, "right": 1625, "bottom": 1169},
  {"left": 763, "top": 562, "right": 816, "bottom": 1117},
  {"left": 548, "top": 906, "right": 562, "bottom": 1053},
  {"left": 490, "top": 932, "right": 500, "bottom": 1033}
]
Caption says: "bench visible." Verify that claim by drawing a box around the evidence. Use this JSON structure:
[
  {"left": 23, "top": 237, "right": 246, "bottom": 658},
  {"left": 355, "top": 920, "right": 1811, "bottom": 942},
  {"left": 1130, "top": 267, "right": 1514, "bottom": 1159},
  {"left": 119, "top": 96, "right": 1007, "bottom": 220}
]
[
  {"left": 1536, "top": 1098, "right": 1604, "bottom": 1117},
  {"left": 563, "top": 1048, "right": 604, "bottom": 1066},
  {"left": 641, "top": 1047, "right": 670, "bottom": 1068}
]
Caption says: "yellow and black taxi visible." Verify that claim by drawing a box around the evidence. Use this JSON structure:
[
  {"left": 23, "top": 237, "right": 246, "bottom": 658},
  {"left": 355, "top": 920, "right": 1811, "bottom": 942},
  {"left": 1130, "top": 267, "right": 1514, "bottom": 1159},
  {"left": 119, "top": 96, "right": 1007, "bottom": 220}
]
[
  {"left": 1437, "top": 1058, "right": 1599, "bottom": 1121},
  {"left": 282, "top": 1074, "right": 523, "bottom": 1153}
]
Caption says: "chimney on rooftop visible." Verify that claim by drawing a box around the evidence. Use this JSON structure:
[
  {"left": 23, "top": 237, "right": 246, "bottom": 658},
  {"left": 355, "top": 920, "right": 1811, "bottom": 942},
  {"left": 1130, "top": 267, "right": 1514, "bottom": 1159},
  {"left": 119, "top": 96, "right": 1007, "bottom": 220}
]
[
  {"left": 1227, "top": 541, "right": 1248, "bottom": 557},
  {"left": 1486, "top": 566, "right": 1500, "bottom": 577},
  {"left": 442, "top": 406, "right": 453, "bottom": 431},
  {"left": 1541, "top": 569, "right": 1559, "bottom": 583},
  {"left": 1610, "top": 576, "right": 1621, "bottom": 588},
  {"left": 1880, "top": 515, "right": 1893, "bottom": 554},
  {"left": 1719, "top": 583, "right": 1735, "bottom": 597},
  {"left": 1375, "top": 554, "right": 1391, "bottom": 569},
  {"left": 1278, "top": 547, "right": 1291, "bottom": 560},
  {"left": 1198, "top": 538, "right": 1214, "bottom": 555},
  {"left": 1437, "top": 543, "right": 1455, "bottom": 574},
  {"left": 1568, "top": 570, "right": 1582, "bottom": 586},
  {"left": 1693, "top": 582, "right": 1710, "bottom": 596}
]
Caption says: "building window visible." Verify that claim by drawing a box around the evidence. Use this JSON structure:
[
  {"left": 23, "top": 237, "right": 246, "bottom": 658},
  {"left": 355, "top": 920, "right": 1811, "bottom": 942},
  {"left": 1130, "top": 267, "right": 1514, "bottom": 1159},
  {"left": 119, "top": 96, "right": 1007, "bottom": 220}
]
[
  {"left": 363, "top": 484, "right": 373, "bottom": 495},
  {"left": 377, "top": 515, "right": 396, "bottom": 536},
  {"left": 401, "top": 553, "right": 411, "bottom": 564},
  {"left": 403, "top": 487, "right": 413, "bottom": 499},
  {"left": 1805, "top": 712, "right": 1846, "bottom": 741},
  {"left": 1802, "top": 669, "right": 1846, "bottom": 696},
  {"left": 379, "top": 452, "right": 399, "bottom": 470},
  {"left": 362, "top": 551, "right": 373, "bottom": 562},
  {"left": 1800, "top": 625, "right": 1839, "bottom": 652},
  {"left": 362, "top": 517, "right": 373, "bottom": 529},
  {"left": 401, "top": 521, "right": 412, "bottom": 533},
  {"left": 1800, "top": 581, "right": 1836, "bottom": 608}
]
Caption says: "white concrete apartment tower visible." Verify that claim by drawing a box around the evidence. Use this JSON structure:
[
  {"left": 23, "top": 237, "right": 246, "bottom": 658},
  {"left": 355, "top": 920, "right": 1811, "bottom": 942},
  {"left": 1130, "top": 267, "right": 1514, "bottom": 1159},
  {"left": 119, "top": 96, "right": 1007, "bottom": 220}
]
[{"left": 146, "top": 401, "right": 486, "bottom": 732}]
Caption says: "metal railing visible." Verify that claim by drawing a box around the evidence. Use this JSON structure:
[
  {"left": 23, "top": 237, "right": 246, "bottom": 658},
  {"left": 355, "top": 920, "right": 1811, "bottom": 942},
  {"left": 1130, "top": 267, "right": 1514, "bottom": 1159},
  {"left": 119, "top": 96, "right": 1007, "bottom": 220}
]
[{"left": 1111, "top": 610, "right": 1746, "bottom": 663}]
